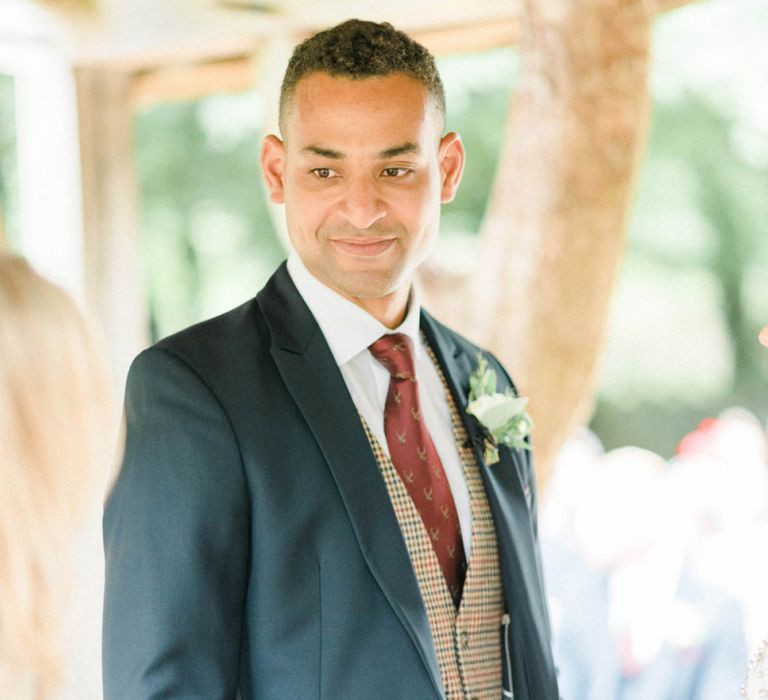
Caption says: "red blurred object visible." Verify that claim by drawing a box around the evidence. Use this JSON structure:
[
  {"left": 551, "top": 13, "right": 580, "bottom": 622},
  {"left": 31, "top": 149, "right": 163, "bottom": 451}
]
[{"left": 676, "top": 417, "right": 721, "bottom": 457}]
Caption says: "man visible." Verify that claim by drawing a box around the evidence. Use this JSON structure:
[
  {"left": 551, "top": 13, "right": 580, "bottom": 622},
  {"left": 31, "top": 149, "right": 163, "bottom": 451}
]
[{"left": 103, "top": 19, "right": 559, "bottom": 700}]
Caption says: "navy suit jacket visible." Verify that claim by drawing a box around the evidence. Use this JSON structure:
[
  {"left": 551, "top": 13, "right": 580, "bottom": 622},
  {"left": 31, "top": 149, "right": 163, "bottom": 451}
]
[{"left": 103, "top": 262, "right": 559, "bottom": 699}]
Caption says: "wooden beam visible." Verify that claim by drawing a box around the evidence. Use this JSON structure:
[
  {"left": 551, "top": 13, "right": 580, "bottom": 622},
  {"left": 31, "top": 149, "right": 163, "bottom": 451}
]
[
  {"left": 4, "top": 0, "right": 704, "bottom": 82},
  {"left": 413, "top": 0, "right": 700, "bottom": 55},
  {"left": 413, "top": 18, "right": 521, "bottom": 56},
  {"left": 269, "top": 0, "right": 698, "bottom": 60},
  {"left": 124, "top": 17, "right": 523, "bottom": 113},
  {"left": 130, "top": 55, "right": 256, "bottom": 109}
]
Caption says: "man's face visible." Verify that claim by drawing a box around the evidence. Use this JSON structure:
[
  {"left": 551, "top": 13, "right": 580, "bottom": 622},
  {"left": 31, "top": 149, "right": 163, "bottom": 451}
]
[{"left": 261, "top": 71, "right": 464, "bottom": 305}]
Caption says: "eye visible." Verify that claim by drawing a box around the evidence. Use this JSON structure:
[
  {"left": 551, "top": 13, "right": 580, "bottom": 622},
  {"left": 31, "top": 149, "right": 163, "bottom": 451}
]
[
  {"left": 310, "top": 167, "right": 339, "bottom": 179},
  {"left": 381, "top": 167, "right": 411, "bottom": 178}
]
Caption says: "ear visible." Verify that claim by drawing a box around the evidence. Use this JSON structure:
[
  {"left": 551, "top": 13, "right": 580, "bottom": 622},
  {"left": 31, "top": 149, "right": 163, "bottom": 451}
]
[
  {"left": 438, "top": 132, "right": 466, "bottom": 204},
  {"left": 260, "top": 134, "right": 286, "bottom": 204}
]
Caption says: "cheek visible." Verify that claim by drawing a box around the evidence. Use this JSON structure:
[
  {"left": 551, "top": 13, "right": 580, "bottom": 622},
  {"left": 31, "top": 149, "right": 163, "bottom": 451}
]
[
  {"left": 285, "top": 186, "right": 331, "bottom": 231},
  {"left": 397, "top": 178, "right": 440, "bottom": 224},
  {"left": 409, "top": 186, "right": 442, "bottom": 238}
]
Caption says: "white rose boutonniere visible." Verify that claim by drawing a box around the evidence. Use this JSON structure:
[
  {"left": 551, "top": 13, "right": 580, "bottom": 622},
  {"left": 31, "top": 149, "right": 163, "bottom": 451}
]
[{"left": 466, "top": 353, "right": 533, "bottom": 465}]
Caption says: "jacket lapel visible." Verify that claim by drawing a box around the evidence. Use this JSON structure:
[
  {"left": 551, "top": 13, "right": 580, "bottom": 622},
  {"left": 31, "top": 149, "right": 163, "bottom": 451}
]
[
  {"left": 257, "top": 264, "right": 443, "bottom": 699},
  {"left": 420, "top": 310, "right": 558, "bottom": 698}
]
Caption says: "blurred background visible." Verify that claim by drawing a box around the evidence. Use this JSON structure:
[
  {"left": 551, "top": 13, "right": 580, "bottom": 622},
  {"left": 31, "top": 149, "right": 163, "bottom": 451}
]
[{"left": 1, "top": 0, "right": 766, "bottom": 697}]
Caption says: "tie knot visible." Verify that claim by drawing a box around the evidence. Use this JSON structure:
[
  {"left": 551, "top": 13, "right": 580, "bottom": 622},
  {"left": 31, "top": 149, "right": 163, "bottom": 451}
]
[{"left": 369, "top": 333, "right": 415, "bottom": 380}]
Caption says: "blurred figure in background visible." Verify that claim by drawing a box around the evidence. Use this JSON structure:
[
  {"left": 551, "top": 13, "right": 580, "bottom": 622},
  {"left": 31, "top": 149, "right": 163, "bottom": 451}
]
[
  {"left": 542, "top": 436, "right": 750, "bottom": 699},
  {"left": 741, "top": 324, "right": 768, "bottom": 698},
  {"left": 674, "top": 409, "right": 768, "bottom": 649},
  {"left": 0, "top": 253, "right": 115, "bottom": 699}
]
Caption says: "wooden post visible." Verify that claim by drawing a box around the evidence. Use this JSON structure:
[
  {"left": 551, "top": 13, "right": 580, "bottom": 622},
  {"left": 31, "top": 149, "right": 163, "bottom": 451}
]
[
  {"left": 75, "top": 64, "right": 148, "bottom": 384},
  {"left": 0, "top": 39, "right": 86, "bottom": 301}
]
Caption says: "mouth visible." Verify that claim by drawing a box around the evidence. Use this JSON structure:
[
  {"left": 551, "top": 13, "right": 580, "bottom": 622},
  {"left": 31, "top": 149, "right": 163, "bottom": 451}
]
[{"left": 330, "top": 237, "right": 396, "bottom": 257}]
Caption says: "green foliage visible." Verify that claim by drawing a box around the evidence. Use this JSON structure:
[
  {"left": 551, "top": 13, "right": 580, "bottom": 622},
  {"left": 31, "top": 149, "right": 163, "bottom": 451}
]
[
  {"left": 0, "top": 75, "right": 19, "bottom": 249},
  {"left": 134, "top": 93, "right": 284, "bottom": 339},
  {"left": 590, "top": 0, "right": 768, "bottom": 455},
  {"left": 468, "top": 353, "right": 497, "bottom": 401},
  {"left": 439, "top": 49, "right": 518, "bottom": 238},
  {"left": 591, "top": 90, "right": 768, "bottom": 455}
]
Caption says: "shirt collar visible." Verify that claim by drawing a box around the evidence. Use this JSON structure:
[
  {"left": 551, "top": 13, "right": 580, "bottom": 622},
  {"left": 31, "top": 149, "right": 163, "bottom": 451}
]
[{"left": 286, "top": 250, "right": 422, "bottom": 367}]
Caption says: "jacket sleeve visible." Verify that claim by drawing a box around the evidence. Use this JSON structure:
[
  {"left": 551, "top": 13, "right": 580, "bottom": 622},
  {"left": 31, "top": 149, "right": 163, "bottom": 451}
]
[{"left": 103, "top": 347, "right": 250, "bottom": 699}]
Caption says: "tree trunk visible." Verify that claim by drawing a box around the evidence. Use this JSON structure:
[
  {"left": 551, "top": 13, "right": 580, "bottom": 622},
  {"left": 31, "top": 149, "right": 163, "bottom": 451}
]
[{"left": 423, "top": 0, "right": 658, "bottom": 489}]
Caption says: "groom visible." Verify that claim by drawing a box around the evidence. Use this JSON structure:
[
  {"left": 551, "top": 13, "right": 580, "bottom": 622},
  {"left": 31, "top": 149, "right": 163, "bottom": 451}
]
[{"left": 103, "top": 19, "right": 558, "bottom": 700}]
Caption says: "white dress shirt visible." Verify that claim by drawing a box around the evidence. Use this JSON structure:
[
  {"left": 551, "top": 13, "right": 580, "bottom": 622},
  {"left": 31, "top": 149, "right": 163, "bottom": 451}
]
[{"left": 287, "top": 252, "right": 473, "bottom": 556}]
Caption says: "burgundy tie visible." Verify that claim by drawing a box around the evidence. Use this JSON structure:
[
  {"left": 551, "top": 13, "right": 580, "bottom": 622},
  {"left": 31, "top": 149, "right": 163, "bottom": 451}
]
[{"left": 369, "top": 333, "right": 467, "bottom": 605}]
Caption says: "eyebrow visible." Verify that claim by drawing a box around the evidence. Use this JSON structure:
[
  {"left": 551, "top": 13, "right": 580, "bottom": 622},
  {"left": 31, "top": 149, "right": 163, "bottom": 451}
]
[
  {"left": 379, "top": 142, "right": 420, "bottom": 158},
  {"left": 301, "top": 142, "right": 421, "bottom": 160}
]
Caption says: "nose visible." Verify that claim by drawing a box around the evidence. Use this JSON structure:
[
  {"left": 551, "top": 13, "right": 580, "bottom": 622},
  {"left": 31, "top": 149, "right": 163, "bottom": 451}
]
[{"left": 337, "top": 176, "right": 387, "bottom": 230}]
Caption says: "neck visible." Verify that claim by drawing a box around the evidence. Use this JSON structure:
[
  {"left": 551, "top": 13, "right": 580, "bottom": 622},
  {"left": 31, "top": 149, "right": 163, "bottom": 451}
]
[{"left": 349, "top": 285, "right": 410, "bottom": 329}]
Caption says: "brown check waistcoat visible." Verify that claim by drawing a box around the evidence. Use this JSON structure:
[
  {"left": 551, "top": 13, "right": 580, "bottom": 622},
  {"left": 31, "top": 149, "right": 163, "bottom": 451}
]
[{"left": 361, "top": 342, "right": 505, "bottom": 699}]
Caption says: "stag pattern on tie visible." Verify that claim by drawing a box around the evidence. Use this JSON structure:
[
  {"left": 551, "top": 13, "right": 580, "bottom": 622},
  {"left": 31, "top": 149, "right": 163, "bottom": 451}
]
[{"left": 369, "top": 333, "right": 467, "bottom": 605}]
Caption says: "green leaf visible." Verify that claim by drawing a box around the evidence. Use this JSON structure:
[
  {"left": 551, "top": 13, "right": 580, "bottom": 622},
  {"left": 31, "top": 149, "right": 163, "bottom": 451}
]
[{"left": 486, "top": 367, "right": 497, "bottom": 394}]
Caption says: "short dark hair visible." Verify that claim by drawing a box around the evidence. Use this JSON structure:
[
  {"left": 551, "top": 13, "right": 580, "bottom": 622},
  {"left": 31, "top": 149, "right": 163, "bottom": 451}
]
[{"left": 279, "top": 19, "right": 445, "bottom": 133}]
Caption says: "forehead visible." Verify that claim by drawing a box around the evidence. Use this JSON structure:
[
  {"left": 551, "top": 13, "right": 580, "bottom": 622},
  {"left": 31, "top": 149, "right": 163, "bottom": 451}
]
[{"left": 284, "top": 72, "right": 441, "bottom": 151}]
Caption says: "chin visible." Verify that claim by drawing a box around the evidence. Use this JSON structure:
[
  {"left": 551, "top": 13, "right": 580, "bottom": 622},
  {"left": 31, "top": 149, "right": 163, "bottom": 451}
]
[{"left": 338, "top": 270, "right": 404, "bottom": 301}]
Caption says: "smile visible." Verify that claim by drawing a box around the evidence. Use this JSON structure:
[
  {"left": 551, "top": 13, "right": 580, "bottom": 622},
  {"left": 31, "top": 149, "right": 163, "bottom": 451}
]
[{"left": 331, "top": 238, "right": 396, "bottom": 257}]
